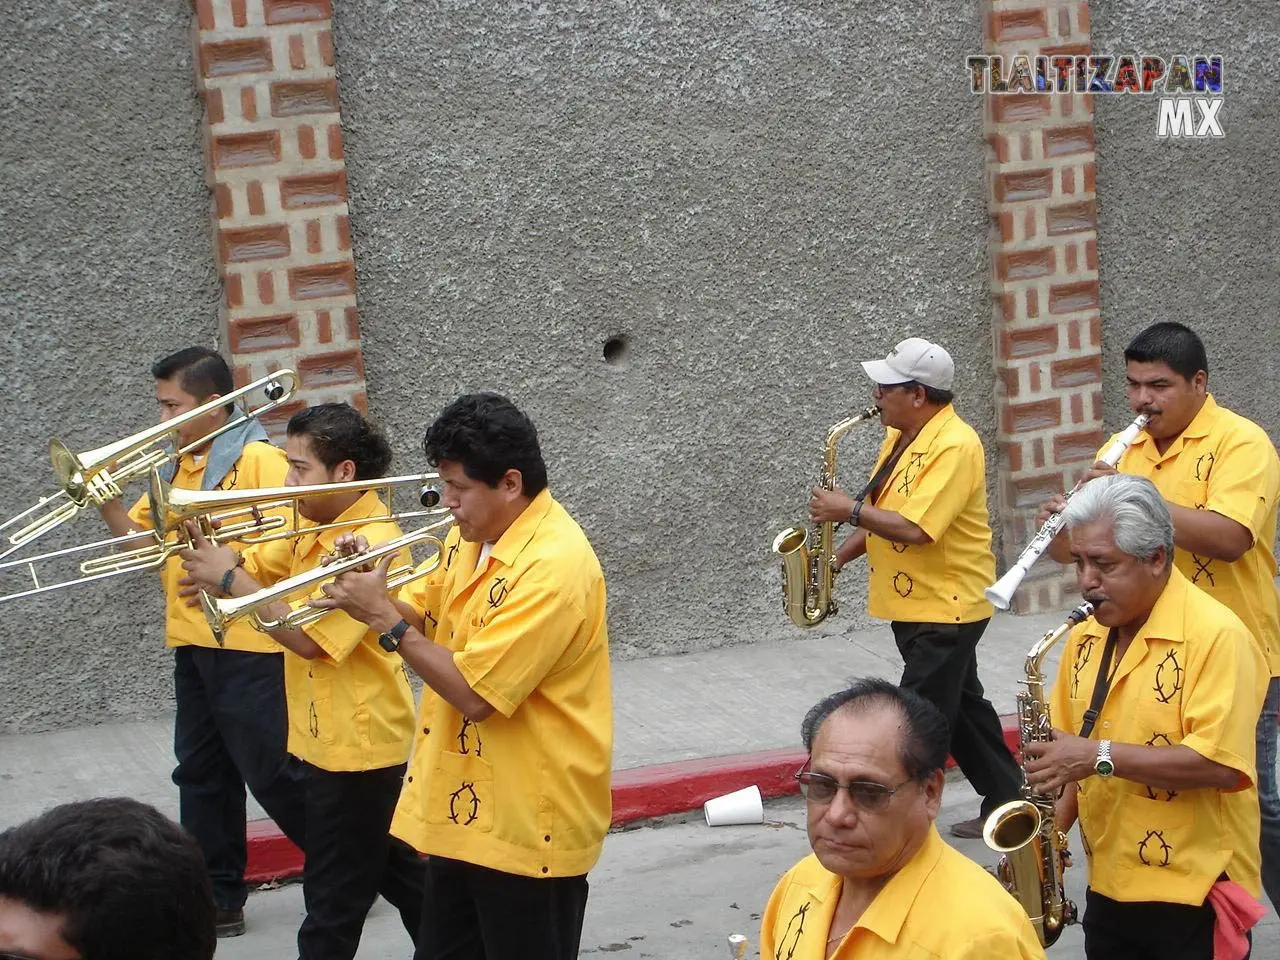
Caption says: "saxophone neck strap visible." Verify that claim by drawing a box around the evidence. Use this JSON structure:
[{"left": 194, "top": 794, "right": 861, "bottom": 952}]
[
  {"left": 859, "top": 438, "right": 911, "bottom": 505},
  {"left": 1078, "top": 628, "right": 1119, "bottom": 739}
]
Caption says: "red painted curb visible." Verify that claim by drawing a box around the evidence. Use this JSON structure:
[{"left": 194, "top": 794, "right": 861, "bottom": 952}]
[{"left": 244, "top": 716, "right": 1022, "bottom": 883}]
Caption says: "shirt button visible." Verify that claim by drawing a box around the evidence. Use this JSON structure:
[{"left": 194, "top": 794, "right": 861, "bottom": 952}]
[
  {"left": 1155, "top": 464, "right": 1162, "bottom": 470},
  {"left": 407, "top": 776, "right": 414, "bottom": 783},
  {"left": 541, "top": 866, "right": 549, "bottom": 874},
  {"left": 423, "top": 727, "right": 430, "bottom": 735},
  {"left": 544, "top": 835, "right": 551, "bottom": 843}
]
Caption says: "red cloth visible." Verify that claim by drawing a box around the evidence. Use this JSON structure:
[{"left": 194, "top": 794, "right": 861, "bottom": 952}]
[{"left": 1207, "top": 879, "right": 1266, "bottom": 960}]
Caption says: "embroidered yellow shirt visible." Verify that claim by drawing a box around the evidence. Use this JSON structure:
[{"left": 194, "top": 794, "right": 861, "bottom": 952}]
[
  {"left": 392, "top": 489, "right": 612, "bottom": 878},
  {"left": 760, "top": 826, "right": 1046, "bottom": 959},
  {"left": 1106, "top": 394, "right": 1280, "bottom": 675},
  {"left": 240, "top": 490, "right": 416, "bottom": 772},
  {"left": 128, "top": 441, "right": 287, "bottom": 654},
  {"left": 864, "top": 405, "right": 996, "bottom": 624},
  {"left": 1049, "top": 568, "right": 1267, "bottom": 903}
]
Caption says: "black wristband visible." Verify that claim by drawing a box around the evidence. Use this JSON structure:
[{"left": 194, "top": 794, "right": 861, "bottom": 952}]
[
  {"left": 378, "top": 618, "right": 411, "bottom": 653},
  {"left": 219, "top": 566, "right": 237, "bottom": 597},
  {"left": 849, "top": 499, "right": 865, "bottom": 528}
]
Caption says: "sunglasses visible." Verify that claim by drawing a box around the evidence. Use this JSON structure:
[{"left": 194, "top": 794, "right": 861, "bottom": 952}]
[{"left": 794, "top": 768, "right": 914, "bottom": 811}]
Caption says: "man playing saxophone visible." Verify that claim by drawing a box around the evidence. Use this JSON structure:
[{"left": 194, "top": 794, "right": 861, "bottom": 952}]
[
  {"left": 178, "top": 403, "right": 426, "bottom": 960},
  {"left": 1025, "top": 474, "right": 1266, "bottom": 960},
  {"left": 809, "top": 337, "right": 1020, "bottom": 839},
  {"left": 1041, "top": 321, "right": 1280, "bottom": 912}
]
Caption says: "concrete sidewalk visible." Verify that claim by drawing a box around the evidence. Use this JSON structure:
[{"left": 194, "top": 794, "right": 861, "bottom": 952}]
[{"left": 0, "top": 605, "right": 1072, "bottom": 864}]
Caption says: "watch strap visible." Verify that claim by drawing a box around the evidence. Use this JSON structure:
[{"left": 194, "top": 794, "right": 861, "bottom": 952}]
[{"left": 378, "top": 618, "right": 410, "bottom": 653}]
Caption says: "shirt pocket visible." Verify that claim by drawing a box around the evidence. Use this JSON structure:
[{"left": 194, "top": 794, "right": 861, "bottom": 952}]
[
  {"left": 1114, "top": 790, "right": 1196, "bottom": 884},
  {"left": 302, "top": 672, "right": 338, "bottom": 746},
  {"left": 1176, "top": 477, "right": 1210, "bottom": 511},
  {"left": 426, "top": 750, "right": 495, "bottom": 833}
]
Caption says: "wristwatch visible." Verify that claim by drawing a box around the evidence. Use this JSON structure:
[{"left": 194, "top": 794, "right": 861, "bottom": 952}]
[
  {"left": 377, "top": 618, "right": 410, "bottom": 653},
  {"left": 848, "top": 499, "right": 865, "bottom": 528},
  {"left": 1094, "top": 739, "right": 1115, "bottom": 778}
]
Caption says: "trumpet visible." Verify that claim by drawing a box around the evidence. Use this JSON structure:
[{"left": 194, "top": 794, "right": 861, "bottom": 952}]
[
  {"left": 985, "top": 413, "right": 1149, "bottom": 611},
  {"left": 199, "top": 516, "right": 454, "bottom": 644},
  {"left": 0, "top": 370, "right": 298, "bottom": 561}
]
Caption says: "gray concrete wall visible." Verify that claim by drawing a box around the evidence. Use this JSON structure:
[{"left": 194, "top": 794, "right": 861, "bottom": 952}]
[
  {"left": 333, "top": 0, "right": 992, "bottom": 660},
  {"left": 0, "top": 2, "right": 219, "bottom": 731},
  {"left": 1091, "top": 2, "right": 1280, "bottom": 441}
]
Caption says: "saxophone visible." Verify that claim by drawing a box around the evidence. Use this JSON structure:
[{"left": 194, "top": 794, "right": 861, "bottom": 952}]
[
  {"left": 982, "top": 602, "right": 1093, "bottom": 947},
  {"left": 772, "top": 407, "right": 879, "bottom": 628}
]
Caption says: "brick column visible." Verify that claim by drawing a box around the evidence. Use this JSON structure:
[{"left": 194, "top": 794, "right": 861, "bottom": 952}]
[
  {"left": 191, "top": 0, "right": 366, "bottom": 436},
  {"left": 983, "top": 1, "right": 1104, "bottom": 612}
]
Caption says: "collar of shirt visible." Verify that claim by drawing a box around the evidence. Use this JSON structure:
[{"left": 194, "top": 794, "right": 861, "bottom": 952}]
[
  {"left": 296, "top": 489, "right": 389, "bottom": 559},
  {"left": 883, "top": 404, "right": 957, "bottom": 462},
  {"left": 1132, "top": 394, "right": 1220, "bottom": 461},
  {"left": 1075, "top": 566, "right": 1193, "bottom": 655},
  {"left": 488, "top": 488, "right": 554, "bottom": 569}
]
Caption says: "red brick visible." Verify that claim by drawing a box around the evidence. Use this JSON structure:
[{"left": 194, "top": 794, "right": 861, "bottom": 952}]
[
  {"left": 1086, "top": 239, "right": 1098, "bottom": 270},
  {"left": 995, "top": 211, "right": 1015, "bottom": 243},
  {"left": 270, "top": 79, "right": 340, "bottom": 117},
  {"left": 220, "top": 225, "right": 291, "bottom": 264},
  {"left": 231, "top": 0, "right": 247, "bottom": 26},
  {"left": 996, "top": 169, "right": 1053, "bottom": 202},
  {"left": 289, "top": 262, "right": 355, "bottom": 300},
  {"left": 1062, "top": 167, "right": 1075, "bottom": 194},
  {"left": 1026, "top": 288, "right": 1040, "bottom": 319},
  {"left": 328, "top": 124, "right": 344, "bottom": 160},
  {"left": 195, "top": 0, "right": 216, "bottom": 31},
  {"left": 306, "top": 220, "right": 322, "bottom": 254},
  {"left": 214, "top": 183, "right": 233, "bottom": 219},
  {"left": 247, "top": 181, "right": 266, "bottom": 216},
  {"left": 997, "top": 367, "right": 1020, "bottom": 398},
  {"left": 233, "top": 363, "right": 253, "bottom": 389},
  {"left": 1088, "top": 315, "right": 1101, "bottom": 346},
  {"left": 1084, "top": 162, "right": 1096, "bottom": 192},
  {"left": 1000, "top": 325, "right": 1058, "bottom": 360},
  {"left": 297, "top": 125, "right": 316, "bottom": 159},
  {"left": 1046, "top": 200, "right": 1095, "bottom": 236},
  {"left": 1043, "top": 123, "right": 1095, "bottom": 158},
  {"left": 1058, "top": 8, "right": 1070, "bottom": 37},
  {"left": 1049, "top": 281, "right": 1099, "bottom": 315},
  {"left": 279, "top": 171, "right": 346, "bottom": 209},
  {"left": 1065, "top": 244, "right": 1078, "bottom": 273},
  {"left": 1078, "top": 2, "right": 1091, "bottom": 32},
  {"left": 1012, "top": 472, "right": 1067, "bottom": 509},
  {"left": 225, "top": 274, "right": 244, "bottom": 308},
  {"left": 1004, "top": 399, "right": 1062, "bottom": 434},
  {"left": 316, "top": 311, "right": 333, "bottom": 343},
  {"left": 336, "top": 215, "right": 351, "bottom": 250},
  {"left": 290, "top": 35, "right": 307, "bottom": 70},
  {"left": 345, "top": 307, "right": 359, "bottom": 340},
  {"left": 240, "top": 87, "right": 258, "bottom": 123},
  {"left": 992, "top": 10, "right": 1048, "bottom": 42},
  {"left": 987, "top": 133, "right": 1009, "bottom": 163},
  {"left": 350, "top": 391, "right": 369, "bottom": 413},
  {"left": 319, "top": 30, "right": 335, "bottom": 66},
  {"left": 258, "top": 398, "right": 307, "bottom": 430},
  {"left": 298, "top": 349, "right": 364, "bottom": 388},
  {"left": 1068, "top": 319, "right": 1080, "bottom": 350},
  {"left": 1070, "top": 394, "right": 1085, "bottom": 424},
  {"left": 201, "top": 39, "right": 273, "bottom": 78},
  {"left": 1024, "top": 209, "right": 1037, "bottom": 240},
  {"left": 264, "top": 0, "right": 333, "bottom": 25},
  {"left": 1033, "top": 439, "right": 1046, "bottom": 469},
  {"left": 229, "top": 314, "right": 301, "bottom": 353},
  {"left": 213, "top": 131, "right": 281, "bottom": 168},
  {"left": 1029, "top": 362, "right": 1042, "bottom": 392},
  {"left": 1091, "top": 387, "right": 1103, "bottom": 420},
  {"left": 258, "top": 272, "right": 275, "bottom": 305},
  {"left": 206, "top": 88, "right": 225, "bottom": 125},
  {"left": 992, "top": 95, "right": 1051, "bottom": 124},
  {"left": 997, "top": 247, "right": 1056, "bottom": 282},
  {"left": 1051, "top": 355, "right": 1102, "bottom": 389},
  {"left": 1002, "top": 441, "right": 1024, "bottom": 473}
]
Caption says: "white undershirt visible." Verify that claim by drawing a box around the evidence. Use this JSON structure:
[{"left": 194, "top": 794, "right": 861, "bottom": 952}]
[{"left": 477, "top": 542, "right": 494, "bottom": 569}]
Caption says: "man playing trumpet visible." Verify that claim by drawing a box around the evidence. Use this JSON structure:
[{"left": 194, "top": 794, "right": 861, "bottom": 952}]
[
  {"left": 178, "top": 403, "right": 426, "bottom": 960},
  {"left": 809, "top": 337, "right": 1021, "bottom": 839},
  {"left": 1040, "top": 321, "right": 1280, "bottom": 911},
  {"left": 1026, "top": 474, "right": 1266, "bottom": 959}
]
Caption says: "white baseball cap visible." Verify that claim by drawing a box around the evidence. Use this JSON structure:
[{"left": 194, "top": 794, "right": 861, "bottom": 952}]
[{"left": 860, "top": 337, "right": 955, "bottom": 391}]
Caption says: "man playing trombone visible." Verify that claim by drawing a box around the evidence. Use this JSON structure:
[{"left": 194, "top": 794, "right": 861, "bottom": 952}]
[
  {"left": 177, "top": 403, "right": 427, "bottom": 960},
  {"left": 96, "top": 346, "right": 306, "bottom": 939},
  {"left": 314, "top": 392, "right": 613, "bottom": 960}
]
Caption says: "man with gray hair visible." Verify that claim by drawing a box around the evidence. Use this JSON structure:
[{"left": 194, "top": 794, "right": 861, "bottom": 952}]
[{"left": 1024, "top": 473, "right": 1267, "bottom": 960}]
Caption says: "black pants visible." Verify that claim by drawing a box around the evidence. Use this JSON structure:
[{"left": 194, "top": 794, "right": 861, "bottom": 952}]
[
  {"left": 414, "top": 856, "right": 589, "bottom": 960},
  {"left": 172, "top": 646, "right": 309, "bottom": 911},
  {"left": 892, "top": 618, "right": 1022, "bottom": 815},
  {"left": 298, "top": 761, "right": 426, "bottom": 960},
  {"left": 1082, "top": 888, "right": 1249, "bottom": 959}
]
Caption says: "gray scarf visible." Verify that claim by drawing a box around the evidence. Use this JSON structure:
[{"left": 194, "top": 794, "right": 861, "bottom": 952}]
[{"left": 157, "top": 413, "right": 271, "bottom": 491}]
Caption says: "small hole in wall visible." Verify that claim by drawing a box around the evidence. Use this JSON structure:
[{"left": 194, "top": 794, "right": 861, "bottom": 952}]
[{"left": 603, "top": 335, "right": 630, "bottom": 365}]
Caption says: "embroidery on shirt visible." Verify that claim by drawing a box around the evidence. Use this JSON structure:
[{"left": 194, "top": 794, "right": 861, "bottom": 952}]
[
  {"left": 1137, "top": 830, "right": 1172, "bottom": 867},
  {"left": 1194, "top": 451, "right": 1215, "bottom": 481},
  {"left": 1191, "top": 553, "right": 1216, "bottom": 586},
  {"left": 445, "top": 543, "right": 458, "bottom": 569},
  {"left": 892, "top": 572, "right": 914, "bottom": 598},
  {"left": 488, "top": 577, "right": 509, "bottom": 607},
  {"left": 1153, "top": 650, "right": 1184, "bottom": 704},
  {"left": 774, "top": 902, "right": 809, "bottom": 960},
  {"left": 425, "top": 609, "right": 438, "bottom": 629},
  {"left": 1142, "top": 733, "right": 1178, "bottom": 801},
  {"left": 309, "top": 701, "right": 319, "bottom": 738},
  {"left": 890, "top": 540, "right": 908, "bottom": 554},
  {"left": 216, "top": 463, "right": 240, "bottom": 491},
  {"left": 896, "top": 453, "right": 926, "bottom": 496},
  {"left": 448, "top": 782, "right": 480, "bottom": 825},
  {"left": 1071, "top": 637, "right": 1095, "bottom": 699},
  {"left": 457, "top": 718, "right": 483, "bottom": 757}
]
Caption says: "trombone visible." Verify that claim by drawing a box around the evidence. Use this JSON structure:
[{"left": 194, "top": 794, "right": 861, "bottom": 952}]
[
  {"left": 0, "top": 369, "right": 299, "bottom": 562},
  {"left": 200, "top": 515, "right": 455, "bottom": 645}
]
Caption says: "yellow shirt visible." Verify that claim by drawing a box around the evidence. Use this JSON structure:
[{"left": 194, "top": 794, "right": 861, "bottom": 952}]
[
  {"left": 240, "top": 490, "right": 416, "bottom": 772},
  {"left": 760, "top": 826, "right": 1046, "bottom": 959},
  {"left": 1049, "top": 568, "right": 1267, "bottom": 903},
  {"left": 864, "top": 405, "right": 996, "bottom": 624},
  {"left": 392, "top": 489, "right": 612, "bottom": 878},
  {"left": 128, "top": 441, "right": 288, "bottom": 653},
  {"left": 1106, "top": 395, "right": 1280, "bottom": 674}
]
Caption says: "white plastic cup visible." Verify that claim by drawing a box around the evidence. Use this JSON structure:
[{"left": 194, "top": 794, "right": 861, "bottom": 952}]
[
  {"left": 727, "top": 933, "right": 749, "bottom": 959},
  {"left": 703, "top": 785, "right": 764, "bottom": 826}
]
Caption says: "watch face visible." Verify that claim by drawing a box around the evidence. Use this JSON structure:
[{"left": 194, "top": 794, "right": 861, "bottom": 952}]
[{"left": 1095, "top": 759, "right": 1114, "bottom": 777}]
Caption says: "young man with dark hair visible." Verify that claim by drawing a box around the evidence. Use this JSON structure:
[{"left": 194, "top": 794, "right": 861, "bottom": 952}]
[
  {"left": 316, "top": 392, "right": 612, "bottom": 960},
  {"left": 809, "top": 337, "right": 1022, "bottom": 839},
  {"left": 0, "top": 797, "right": 216, "bottom": 960},
  {"left": 761, "top": 679, "right": 1045, "bottom": 959},
  {"left": 96, "top": 346, "right": 305, "bottom": 938},
  {"left": 1041, "top": 321, "right": 1280, "bottom": 911},
  {"left": 180, "top": 403, "right": 426, "bottom": 960}
]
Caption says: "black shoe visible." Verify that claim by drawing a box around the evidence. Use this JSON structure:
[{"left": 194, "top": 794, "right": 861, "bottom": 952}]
[
  {"left": 949, "top": 816, "right": 986, "bottom": 840},
  {"left": 216, "top": 908, "right": 246, "bottom": 938}
]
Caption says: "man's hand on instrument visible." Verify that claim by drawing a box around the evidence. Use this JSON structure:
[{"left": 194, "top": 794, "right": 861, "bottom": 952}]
[
  {"left": 810, "top": 487, "right": 855, "bottom": 525},
  {"left": 323, "top": 533, "right": 376, "bottom": 572},
  {"left": 1022, "top": 729, "right": 1097, "bottom": 793},
  {"left": 310, "top": 553, "right": 398, "bottom": 629},
  {"left": 1034, "top": 493, "right": 1068, "bottom": 527},
  {"left": 177, "top": 521, "right": 239, "bottom": 592},
  {"left": 1082, "top": 459, "right": 1119, "bottom": 483}
]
